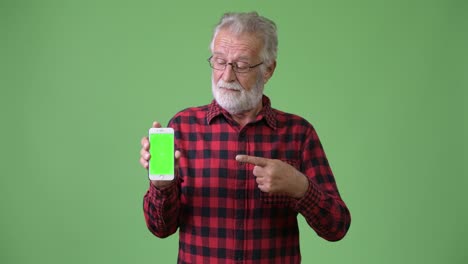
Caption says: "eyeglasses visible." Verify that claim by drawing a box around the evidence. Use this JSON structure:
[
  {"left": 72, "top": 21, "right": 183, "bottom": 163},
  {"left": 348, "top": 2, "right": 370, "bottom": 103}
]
[{"left": 207, "top": 56, "right": 263, "bottom": 73}]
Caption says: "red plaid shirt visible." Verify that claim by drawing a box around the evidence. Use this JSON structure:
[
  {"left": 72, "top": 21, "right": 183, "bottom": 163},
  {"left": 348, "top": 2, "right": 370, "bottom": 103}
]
[{"left": 143, "top": 96, "right": 351, "bottom": 264}]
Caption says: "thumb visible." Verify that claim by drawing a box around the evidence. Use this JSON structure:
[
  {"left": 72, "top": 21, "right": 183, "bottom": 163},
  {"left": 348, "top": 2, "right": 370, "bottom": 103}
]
[{"left": 175, "top": 150, "right": 181, "bottom": 160}]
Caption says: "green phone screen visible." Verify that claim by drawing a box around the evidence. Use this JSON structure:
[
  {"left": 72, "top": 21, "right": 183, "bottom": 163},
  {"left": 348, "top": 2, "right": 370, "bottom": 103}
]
[{"left": 149, "top": 132, "right": 174, "bottom": 175}]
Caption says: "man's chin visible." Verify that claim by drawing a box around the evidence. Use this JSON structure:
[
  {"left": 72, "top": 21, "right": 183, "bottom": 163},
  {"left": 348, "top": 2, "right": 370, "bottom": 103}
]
[
  {"left": 214, "top": 98, "right": 245, "bottom": 114},
  {"left": 212, "top": 87, "right": 261, "bottom": 114}
]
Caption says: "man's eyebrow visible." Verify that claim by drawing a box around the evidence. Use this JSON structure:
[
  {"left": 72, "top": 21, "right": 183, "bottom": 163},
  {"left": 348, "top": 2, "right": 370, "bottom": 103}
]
[
  {"left": 213, "top": 52, "right": 251, "bottom": 62},
  {"left": 236, "top": 56, "right": 251, "bottom": 61}
]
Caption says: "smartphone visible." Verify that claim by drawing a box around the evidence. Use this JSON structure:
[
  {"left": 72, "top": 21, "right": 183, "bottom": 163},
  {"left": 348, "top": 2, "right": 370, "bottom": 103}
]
[{"left": 148, "top": 127, "right": 175, "bottom": 181}]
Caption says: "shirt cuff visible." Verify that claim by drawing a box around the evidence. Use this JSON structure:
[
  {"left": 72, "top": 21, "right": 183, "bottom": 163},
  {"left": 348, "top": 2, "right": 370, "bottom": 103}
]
[
  {"left": 148, "top": 181, "right": 178, "bottom": 198},
  {"left": 293, "top": 177, "right": 323, "bottom": 211}
]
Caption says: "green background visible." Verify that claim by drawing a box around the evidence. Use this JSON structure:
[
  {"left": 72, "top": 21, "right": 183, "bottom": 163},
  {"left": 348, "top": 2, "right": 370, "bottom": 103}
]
[{"left": 1, "top": 0, "right": 466, "bottom": 263}]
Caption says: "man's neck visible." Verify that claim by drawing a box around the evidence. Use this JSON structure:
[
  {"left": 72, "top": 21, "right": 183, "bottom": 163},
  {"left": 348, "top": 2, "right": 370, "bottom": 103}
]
[{"left": 230, "top": 101, "right": 263, "bottom": 128}]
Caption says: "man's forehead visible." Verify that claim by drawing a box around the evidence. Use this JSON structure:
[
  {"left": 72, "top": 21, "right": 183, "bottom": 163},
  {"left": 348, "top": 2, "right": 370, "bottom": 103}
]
[{"left": 213, "top": 29, "right": 263, "bottom": 58}]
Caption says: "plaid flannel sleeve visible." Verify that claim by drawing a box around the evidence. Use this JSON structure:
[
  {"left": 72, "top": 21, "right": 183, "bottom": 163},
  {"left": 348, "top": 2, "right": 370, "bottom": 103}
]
[
  {"left": 143, "top": 179, "right": 181, "bottom": 238},
  {"left": 293, "top": 127, "right": 351, "bottom": 241}
]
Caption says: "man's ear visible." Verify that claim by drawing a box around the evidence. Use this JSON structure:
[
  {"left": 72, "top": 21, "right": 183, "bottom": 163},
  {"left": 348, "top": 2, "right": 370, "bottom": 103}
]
[{"left": 263, "top": 60, "right": 277, "bottom": 84}]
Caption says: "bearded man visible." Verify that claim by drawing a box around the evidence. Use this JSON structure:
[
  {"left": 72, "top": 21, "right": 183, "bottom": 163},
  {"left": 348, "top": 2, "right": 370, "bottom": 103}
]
[{"left": 139, "top": 12, "right": 351, "bottom": 264}]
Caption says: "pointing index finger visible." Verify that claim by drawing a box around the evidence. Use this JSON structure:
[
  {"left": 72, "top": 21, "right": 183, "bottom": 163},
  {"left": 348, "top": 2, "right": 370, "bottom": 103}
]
[{"left": 235, "top": 155, "right": 269, "bottom": 167}]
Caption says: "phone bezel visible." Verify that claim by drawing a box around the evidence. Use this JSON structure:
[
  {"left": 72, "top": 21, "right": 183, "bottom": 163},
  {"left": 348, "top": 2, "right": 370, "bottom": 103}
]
[{"left": 148, "top": 127, "right": 175, "bottom": 181}]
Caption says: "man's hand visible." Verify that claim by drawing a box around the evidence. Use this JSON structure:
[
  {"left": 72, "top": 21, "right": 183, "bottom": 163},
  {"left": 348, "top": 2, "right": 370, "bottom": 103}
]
[
  {"left": 235, "top": 155, "right": 309, "bottom": 199},
  {"left": 140, "top": 121, "right": 180, "bottom": 188}
]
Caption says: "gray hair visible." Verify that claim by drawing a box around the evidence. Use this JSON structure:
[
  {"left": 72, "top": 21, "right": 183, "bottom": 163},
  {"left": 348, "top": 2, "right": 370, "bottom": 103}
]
[{"left": 210, "top": 12, "right": 278, "bottom": 68}]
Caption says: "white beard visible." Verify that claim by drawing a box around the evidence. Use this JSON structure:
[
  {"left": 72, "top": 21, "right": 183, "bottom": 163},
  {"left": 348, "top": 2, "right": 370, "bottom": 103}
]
[{"left": 211, "top": 74, "right": 264, "bottom": 114}]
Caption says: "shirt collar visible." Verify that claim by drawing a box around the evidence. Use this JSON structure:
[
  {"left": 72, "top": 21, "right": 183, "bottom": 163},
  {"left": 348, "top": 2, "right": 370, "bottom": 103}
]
[{"left": 207, "top": 95, "right": 277, "bottom": 129}]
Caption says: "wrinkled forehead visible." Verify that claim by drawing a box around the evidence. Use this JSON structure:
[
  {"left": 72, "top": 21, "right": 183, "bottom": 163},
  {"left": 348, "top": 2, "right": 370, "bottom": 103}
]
[{"left": 212, "top": 29, "right": 263, "bottom": 59}]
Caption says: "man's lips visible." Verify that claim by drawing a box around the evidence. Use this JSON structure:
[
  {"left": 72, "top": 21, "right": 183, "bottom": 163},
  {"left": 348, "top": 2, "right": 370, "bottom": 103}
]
[{"left": 220, "top": 86, "right": 241, "bottom": 92}]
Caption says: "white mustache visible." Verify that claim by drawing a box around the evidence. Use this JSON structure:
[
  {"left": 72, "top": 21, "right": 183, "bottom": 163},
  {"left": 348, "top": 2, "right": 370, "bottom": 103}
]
[{"left": 217, "top": 80, "right": 243, "bottom": 91}]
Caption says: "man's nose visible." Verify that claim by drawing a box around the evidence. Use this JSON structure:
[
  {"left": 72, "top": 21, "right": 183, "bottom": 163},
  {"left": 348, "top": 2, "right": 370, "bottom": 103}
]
[{"left": 222, "top": 64, "right": 237, "bottom": 82}]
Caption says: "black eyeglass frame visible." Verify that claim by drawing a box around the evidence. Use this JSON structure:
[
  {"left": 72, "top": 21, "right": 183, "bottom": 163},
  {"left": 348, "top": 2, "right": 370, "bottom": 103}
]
[{"left": 207, "top": 56, "right": 263, "bottom": 73}]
